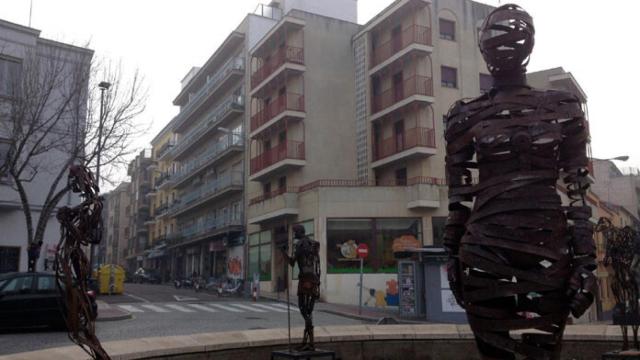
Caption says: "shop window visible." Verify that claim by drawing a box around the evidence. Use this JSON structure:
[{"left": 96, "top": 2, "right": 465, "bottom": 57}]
[
  {"left": 432, "top": 216, "right": 447, "bottom": 247},
  {"left": 327, "top": 218, "right": 421, "bottom": 274},
  {"left": 248, "top": 230, "right": 272, "bottom": 281}
]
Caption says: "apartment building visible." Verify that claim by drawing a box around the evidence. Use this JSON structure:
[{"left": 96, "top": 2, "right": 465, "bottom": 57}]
[
  {"left": 591, "top": 159, "right": 640, "bottom": 220},
  {"left": 245, "top": 0, "right": 495, "bottom": 305},
  {"left": 124, "top": 150, "right": 153, "bottom": 272},
  {"left": 101, "top": 183, "right": 132, "bottom": 267},
  {"left": 0, "top": 19, "right": 92, "bottom": 273}
]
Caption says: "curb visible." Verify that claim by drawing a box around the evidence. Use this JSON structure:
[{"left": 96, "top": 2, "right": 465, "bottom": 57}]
[
  {"left": 96, "top": 300, "right": 133, "bottom": 322},
  {"left": 96, "top": 312, "right": 133, "bottom": 322}
]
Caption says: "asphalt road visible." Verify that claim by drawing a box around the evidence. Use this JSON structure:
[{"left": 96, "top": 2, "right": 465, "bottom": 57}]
[{"left": 0, "top": 283, "right": 363, "bottom": 356}]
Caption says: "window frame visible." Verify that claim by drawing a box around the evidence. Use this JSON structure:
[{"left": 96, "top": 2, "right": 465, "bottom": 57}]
[
  {"left": 439, "top": 18, "right": 456, "bottom": 41},
  {"left": 441, "top": 66, "right": 458, "bottom": 89}
]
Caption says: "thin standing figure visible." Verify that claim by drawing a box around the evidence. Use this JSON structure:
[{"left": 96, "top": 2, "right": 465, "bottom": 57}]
[
  {"left": 281, "top": 224, "right": 321, "bottom": 352},
  {"left": 444, "top": 4, "right": 596, "bottom": 360}
]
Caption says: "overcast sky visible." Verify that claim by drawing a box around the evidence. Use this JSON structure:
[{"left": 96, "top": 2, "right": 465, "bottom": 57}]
[{"left": 1, "top": 0, "right": 638, "bottom": 190}]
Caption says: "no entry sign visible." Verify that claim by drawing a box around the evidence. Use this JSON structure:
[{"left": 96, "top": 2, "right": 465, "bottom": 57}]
[{"left": 356, "top": 243, "right": 369, "bottom": 259}]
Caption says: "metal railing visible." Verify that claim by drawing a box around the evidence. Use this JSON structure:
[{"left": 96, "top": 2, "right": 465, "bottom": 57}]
[
  {"left": 156, "top": 141, "right": 176, "bottom": 160},
  {"left": 249, "top": 186, "right": 299, "bottom": 205},
  {"left": 250, "top": 92, "right": 304, "bottom": 132},
  {"left": 179, "top": 214, "right": 243, "bottom": 239},
  {"left": 250, "top": 140, "right": 305, "bottom": 175},
  {"left": 371, "top": 25, "right": 432, "bottom": 68},
  {"left": 171, "top": 93, "right": 245, "bottom": 158},
  {"left": 169, "top": 172, "right": 243, "bottom": 215},
  {"left": 175, "top": 56, "right": 245, "bottom": 129},
  {"left": 372, "top": 75, "right": 433, "bottom": 114},
  {"left": 373, "top": 127, "right": 436, "bottom": 161},
  {"left": 171, "top": 133, "right": 244, "bottom": 185},
  {"left": 251, "top": 46, "right": 304, "bottom": 88}
]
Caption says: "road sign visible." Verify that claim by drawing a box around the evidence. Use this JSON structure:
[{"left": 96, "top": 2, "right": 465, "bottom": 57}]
[{"left": 356, "top": 243, "right": 369, "bottom": 259}]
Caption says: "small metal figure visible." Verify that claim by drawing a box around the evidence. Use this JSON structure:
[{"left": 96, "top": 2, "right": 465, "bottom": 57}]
[
  {"left": 596, "top": 217, "right": 640, "bottom": 350},
  {"left": 444, "top": 4, "right": 596, "bottom": 359},
  {"left": 281, "top": 224, "right": 321, "bottom": 352},
  {"left": 56, "top": 165, "right": 109, "bottom": 360}
]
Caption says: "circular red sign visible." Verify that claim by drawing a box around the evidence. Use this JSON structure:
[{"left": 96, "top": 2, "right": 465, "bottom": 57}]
[{"left": 356, "top": 243, "right": 369, "bottom": 259}]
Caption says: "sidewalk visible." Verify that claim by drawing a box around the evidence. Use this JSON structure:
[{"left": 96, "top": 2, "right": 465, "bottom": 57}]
[
  {"left": 96, "top": 300, "right": 132, "bottom": 322},
  {"left": 258, "top": 290, "right": 418, "bottom": 324}
]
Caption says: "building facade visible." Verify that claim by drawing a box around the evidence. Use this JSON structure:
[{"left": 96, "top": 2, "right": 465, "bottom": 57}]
[
  {"left": 0, "top": 19, "right": 92, "bottom": 273},
  {"left": 124, "top": 150, "right": 153, "bottom": 272},
  {"left": 101, "top": 182, "right": 132, "bottom": 267}
]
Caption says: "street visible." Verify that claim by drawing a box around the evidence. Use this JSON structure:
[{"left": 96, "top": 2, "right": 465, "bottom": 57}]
[{"left": 0, "top": 284, "right": 363, "bottom": 356}]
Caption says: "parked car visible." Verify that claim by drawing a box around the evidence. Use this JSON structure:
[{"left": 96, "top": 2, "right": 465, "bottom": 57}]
[
  {"left": 0, "top": 272, "right": 97, "bottom": 330},
  {"left": 133, "top": 268, "right": 160, "bottom": 284}
]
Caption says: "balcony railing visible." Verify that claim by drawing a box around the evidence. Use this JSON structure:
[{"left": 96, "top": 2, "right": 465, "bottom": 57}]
[
  {"left": 372, "top": 76, "right": 433, "bottom": 114},
  {"left": 179, "top": 216, "right": 243, "bottom": 240},
  {"left": 250, "top": 93, "right": 304, "bottom": 132},
  {"left": 156, "top": 141, "right": 176, "bottom": 160},
  {"left": 249, "top": 186, "right": 299, "bottom": 205},
  {"left": 155, "top": 172, "right": 172, "bottom": 188},
  {"left": 250, "top": 140, "right": 305, "bottom": 175},
  {"left": 371, "top": 25, "right": 432, "bottom": 68},
  {"left": 169, "top": 172, "right": 243, "bottom": 215},
  {"left": 171, "top": 93, "right": 244, "bottom": 158},
  {"left": 171, "top": 134, "right": 244, "bottom": 185},
  {"left": 176, "top": 56, "right": 244, "bottom": 129},
  {"left": 373, "top": 127, "right": 436, "bottom": 161},
  {"left": 251, "top": 46, "right": 304, "bottom": 88}
]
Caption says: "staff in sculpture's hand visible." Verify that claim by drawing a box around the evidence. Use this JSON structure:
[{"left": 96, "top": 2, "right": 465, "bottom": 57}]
[
  {"left": 444, "top": 4, "right": 596, "bottom": 359},
  {"left": 280, "top": 224, "right": 321, "bottom": 352}
]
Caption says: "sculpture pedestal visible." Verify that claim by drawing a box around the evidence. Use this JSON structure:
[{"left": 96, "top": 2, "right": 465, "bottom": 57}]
[
  {"left": 271, "top": 348, "right": 336, "bottom": 360},
  {"left": 603, "top": 350, "right": 640, "bottom": 359}
]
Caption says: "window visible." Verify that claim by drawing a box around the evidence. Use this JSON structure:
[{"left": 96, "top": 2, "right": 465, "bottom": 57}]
[
  {"left": 278, "top": 176, "right": 287, "bottom": 191},
  {"left": 441, "top": 66, "right": 458, "bottom": 88},
  {"left": 432, "top": 216, "right": 447, "bottom": 247},
  {"left": 1, "top": 275, "right": 33, "bottom": 294},
  {"left": 248, "top": 230, "right": 272, "bottom": 281},
  {"left": 37, "top": 276, "right": 56, "bottom": 293},
  {"left": 0, "top": 57, "right": 22, "bottom": 97},
  {"left": 327, "top": 218, "right": 422, "bottom": 274},
  {"left": 0, "top": 247, "right": 20, "bottom": 273},
  {"left": 439, "top": 19, "right": 456, "bottom": 41},
  {"left": 395, "top": 168, "right": 407, "bottom": 186},
  {"left": 479, "top": 73, "right": 493, "bottom": 93}
]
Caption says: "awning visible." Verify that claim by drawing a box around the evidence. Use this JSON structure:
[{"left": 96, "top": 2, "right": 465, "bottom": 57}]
[{"left": 147, "top": 243, "right": 168, "bottom": 259}]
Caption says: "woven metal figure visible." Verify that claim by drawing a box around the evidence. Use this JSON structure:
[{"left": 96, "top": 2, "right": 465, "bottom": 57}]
[
  {"left": 55, "top": 165, "right": 110, "bottom": 360},
  {"left": 444, "top": 4, "right": 596, "bottom": 359},
  {"left": 596, "top": 217, "right": 640, "bottom": 350},
  {"left": 281, "top": 224, "right": 321, "bottom": 351}
]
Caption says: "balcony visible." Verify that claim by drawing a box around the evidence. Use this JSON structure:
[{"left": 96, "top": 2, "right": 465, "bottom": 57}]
[
  {"left": 372, "top": 76, "right": 434, "bottom": 120},
  {"left": 169, "top": 172, "right": 243, "bottom": 217},
  {"left": 250, "top": 92, "right": 305, "bottom": 137},
  {"left": 406, "top": 176, "right": 443, "bottom": 209},
  {"left": 156, "top": 141, "right": 176, "bottom": 161},
  {"left": 251, "top": 46, "right": 305, "bottom": 91},
  {"left": 174, "top": 57, "right": 245, "bottom": 132},
  {"left": 171, "top": 93, "right": 245, "bottom": 160},
  {"left": 155, "top": 172, "right": 174, "bottom": 191},
  {"left": 372, "top": 127, "right": 436, "bottom": 168},
  {"left": 154, "top": 204, "right": 170, "bottom": 219},
  {"left": 249, "top": 140, "right": 306, "bottom": 181},
  {"left": 248, "top": 187, "right": 299, "bottom": 224},
  {"left": 370, "top": 25, "right": 433, "bottom": 73},
  {"left": 171, "top": 134, "right": 244, "bottom": 188},
  {"left": 172, "top": 217, "right": 243, "bottom": 248}
]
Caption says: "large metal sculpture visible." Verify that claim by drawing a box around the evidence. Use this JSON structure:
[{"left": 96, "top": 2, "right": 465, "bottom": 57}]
[
  {"left": 55, "top": 165, "right": 110, "bottom": 360},
  {"left": 281, "top": 224, "right": 321, "bottom": 351},
  {"left": 444, "top": 4, "right": 596, "bottom": 359},
  {"left": 596, "top": 217, "right": 640, "bottom": 350}
]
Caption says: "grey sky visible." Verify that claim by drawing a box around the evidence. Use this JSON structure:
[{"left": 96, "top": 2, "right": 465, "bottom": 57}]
[{"left": 1, "top": 0, "right": 638, "bottom": 189}]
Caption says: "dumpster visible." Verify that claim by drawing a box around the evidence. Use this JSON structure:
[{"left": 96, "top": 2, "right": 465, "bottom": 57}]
[{"left": 98, "top": 264, "right": 125, "bottom": 295}]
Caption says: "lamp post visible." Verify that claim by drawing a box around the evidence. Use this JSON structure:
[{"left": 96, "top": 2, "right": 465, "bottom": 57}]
[{"left": 89, "top": 81, "right": 111, "bottom": 273}]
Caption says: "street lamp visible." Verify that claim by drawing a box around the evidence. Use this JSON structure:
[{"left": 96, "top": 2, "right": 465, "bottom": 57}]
[{"left": 90, "top": 81, "right": 111, "bottom": 272}]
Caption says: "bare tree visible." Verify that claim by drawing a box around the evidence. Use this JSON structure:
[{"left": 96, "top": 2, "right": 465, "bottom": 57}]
[{"left": 0, "top": 44, "right": 147, "bottom": 261}]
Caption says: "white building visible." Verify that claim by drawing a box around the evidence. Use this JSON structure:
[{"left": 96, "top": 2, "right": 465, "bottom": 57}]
[{"left": 0, "top": 19, "right": 93, "bottom": 273}]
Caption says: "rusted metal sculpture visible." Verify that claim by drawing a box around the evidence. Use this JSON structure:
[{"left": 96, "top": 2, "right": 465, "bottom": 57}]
[
  {"left": 55, "top": 165, "right": 110, "bottom": 360},
  {"left": 444, "top": 4, "right": 596, "bottom": 359},
  {"left": 596, "top": 217, "right": 640, "bottom": 350},
  {"left": 281, "top": 224, "right": 321, "bottom": 351}
]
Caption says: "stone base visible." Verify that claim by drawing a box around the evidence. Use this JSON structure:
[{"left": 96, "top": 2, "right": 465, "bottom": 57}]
[
  {"left": 603, "top": 350, "right": 640, "bottom": 359},
  {"left": 271, "top": 348, "right": 336, "bottom": 359}
]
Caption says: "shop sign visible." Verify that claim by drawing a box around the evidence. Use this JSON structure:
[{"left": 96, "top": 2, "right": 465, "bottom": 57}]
[
  {"left": 392, "top": 234, "right": 420, "bottom": 253},
  {"left": 209, "top": 241, "right": 224, "bottom": 252}
]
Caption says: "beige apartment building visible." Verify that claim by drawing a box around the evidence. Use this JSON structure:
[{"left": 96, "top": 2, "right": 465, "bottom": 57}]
[
  {"left": 102, "top": 182, "right": 131, "bottom": 267},
  {"left": 123, "top": 150, "right": 153, "bottom": 272},
  {"left": 245, "top": 0, "right": 496, "bottom": 306}
]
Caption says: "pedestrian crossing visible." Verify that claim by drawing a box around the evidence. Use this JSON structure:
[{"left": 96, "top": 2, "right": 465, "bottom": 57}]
[{"left": 117, "top": 302, "right": 297, "bottom": 315}]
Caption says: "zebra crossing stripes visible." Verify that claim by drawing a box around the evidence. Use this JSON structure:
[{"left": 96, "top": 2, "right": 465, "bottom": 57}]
[
  {"left": 269, "top": 302, "right": 297, "bottom": 310},
  {"left": 140, "top": 304, "right": 169, "bottom": 313},
  {"left": 229, "top": 303, "right": 267, "bottom": 312},
  {"left": 251, "top": 303, "right": 288, "bottom": 313},
  {"left": 118, "top": 304, "right": 144, "bottom": 313},
  {"left": 208, "top": 303, "right": 243, "bottom": 312},
  {"left": 164, "top": 304, "right": 195, "bottom": 313},
  {"left": 187, "top": 304, "right": 218, "bottom": 313}
]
